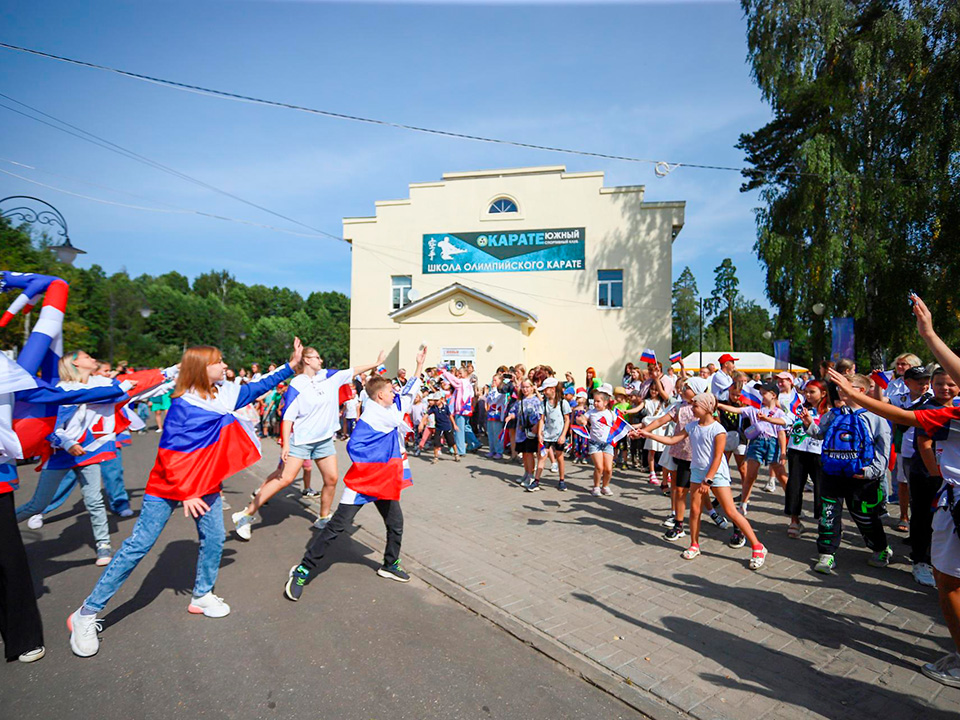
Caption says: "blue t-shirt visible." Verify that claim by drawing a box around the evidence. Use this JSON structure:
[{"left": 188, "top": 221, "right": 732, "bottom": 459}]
[{"left": 428, "top": 404, "right": 453, "bottom": 432}]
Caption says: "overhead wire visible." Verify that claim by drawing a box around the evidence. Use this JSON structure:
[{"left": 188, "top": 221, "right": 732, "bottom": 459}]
[{"left": 0, "top": 91, "right": 345, "bottom": 242}]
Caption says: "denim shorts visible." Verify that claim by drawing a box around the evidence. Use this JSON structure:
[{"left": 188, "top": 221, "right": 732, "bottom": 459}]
[
  {"left": 289, "top": 437, "right": 336, "bottom": 460},
  {"left": 691, "top": 465, "right": 731, "bottom": 488},
  {"left": 588, "top": 442, "right": 614, "bottom": 456},
  {"left": 745, "top": 436, "right": 780, "bottom": 465}
]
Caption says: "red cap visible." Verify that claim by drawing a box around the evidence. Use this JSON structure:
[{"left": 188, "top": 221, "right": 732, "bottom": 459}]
[{"left": 718, "top": 353, "right": 739, "bottom": 365}]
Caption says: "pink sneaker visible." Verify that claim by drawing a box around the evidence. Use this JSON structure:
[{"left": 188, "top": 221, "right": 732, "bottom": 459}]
[{"left": 648, "top": 472, "right": 660, "bottom": 485}]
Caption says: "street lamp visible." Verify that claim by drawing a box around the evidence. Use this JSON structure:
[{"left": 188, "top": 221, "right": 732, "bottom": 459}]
[
  {"left": 139, "top": 306, "right": 153, "bottom": 319},
  {"left": 812, "top": 303, "right": 826, "bottom": 316},
  {"left": 0, "top": 196, "right": 87, "bottom": 265},
  {"left": 762, "top": 330, "right": 773, "bottom": 340}
]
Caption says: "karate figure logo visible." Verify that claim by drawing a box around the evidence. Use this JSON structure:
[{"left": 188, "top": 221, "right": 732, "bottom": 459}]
[{"left": 438, "top": 236, "right": 466, "bottom": 261}]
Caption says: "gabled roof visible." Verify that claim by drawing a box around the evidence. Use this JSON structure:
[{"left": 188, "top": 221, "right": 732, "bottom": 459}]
[{"left": 388, "top": 283, "right": 538, "bottom": 325}]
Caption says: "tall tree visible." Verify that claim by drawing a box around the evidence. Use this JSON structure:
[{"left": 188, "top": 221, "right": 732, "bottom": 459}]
[
  {"left": 738, "top": 0, "right": 960, "bottom": 367},
  {"left": 704, "top": 258, "right": 740, "bottom": 351},
  {"left": 671, "top": 267, "right": 700, "bottom": 355}
]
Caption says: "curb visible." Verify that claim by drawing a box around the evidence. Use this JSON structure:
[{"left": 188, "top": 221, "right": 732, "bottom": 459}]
[{"left": 352, "top": 523, "right": 690, "bottom": 720}]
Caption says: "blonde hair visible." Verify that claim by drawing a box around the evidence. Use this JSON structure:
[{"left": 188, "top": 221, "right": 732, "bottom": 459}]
[
  {"left": 849, "top": 374, "right": 871, "bottom": 392},
  {"left": 58, "top": 350, "right": 86, "bottom": 383},
  {"left": 295, "top": 346, "right": 320, "bottom": 374},
  {"left": 895, "top": 353, "right": 922, "bottom": 369}
]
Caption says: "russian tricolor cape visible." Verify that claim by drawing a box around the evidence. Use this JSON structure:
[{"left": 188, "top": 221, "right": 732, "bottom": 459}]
[{"left": 342, "top": 378, "right": 421, "bottom": 502}]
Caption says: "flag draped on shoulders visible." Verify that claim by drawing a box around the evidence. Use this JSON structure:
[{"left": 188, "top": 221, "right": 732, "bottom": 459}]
[
  {"left": 343, "top": 381, "right": 420, "bottom": 502},
  {"left": 146, "top": 382, "right": 261, "bottom": 501}
]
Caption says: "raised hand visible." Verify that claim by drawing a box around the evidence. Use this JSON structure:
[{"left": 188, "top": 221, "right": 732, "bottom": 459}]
[
  {"left": 911, "top": 294, "right": 934, "bottom": 338},
  {"left": 289, "top": 336, "right": 303, "bottom": 366}
]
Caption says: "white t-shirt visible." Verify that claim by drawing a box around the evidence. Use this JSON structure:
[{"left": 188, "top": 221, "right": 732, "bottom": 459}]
[
  {"left": 891, "top": 390, "right": 932, "bottom": 459},
  {"left": 283, "top": 369, "right": 354, "bottom": 445},
  {"left": 586, "top": 408, "right": 615, "bottom": 444},
  {"left": 787, "top": 407, "right": 823, "bottom": 454},
  {"left": 685, "top": 420, "right": 730, "bottom": 481},
  {"left": 343, "top": 397, "right": 360, "bottom": 420},
  {"left": 710, "top": 370, "right": 734, "bottom": 401}
]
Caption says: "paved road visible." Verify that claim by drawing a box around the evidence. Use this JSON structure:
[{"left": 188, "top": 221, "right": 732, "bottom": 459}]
[{"left": 1, "top": 436, "right": 638, "bottom": 720}]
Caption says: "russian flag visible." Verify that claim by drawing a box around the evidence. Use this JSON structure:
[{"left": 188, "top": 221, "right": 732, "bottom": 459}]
[
  {"left": 570, "top": 424, "right": 590, "bottom": 442},
  {"left": 1, "top": 272, "right": 69, "bottom": 381},
  {"left": 871, "top": 370, "right": 893, "bottom": 390},
  {"left": 740, "top": 385, "right": 763, "bottom": 409},
  {"left": 499, "top": 425, "right": 510, "bottom": 446},
  {"left": 146, "top": 395, "right": 261, "bottom": 500},
  {"left": 640, "top": 348, "right": 657, "bottom": 365},
  {"left": 669, "top": 351, "right": 683, "bottom": 365},
  {"left": 45, "top": 425, "right": 117, "bottom": 470},
  {"left": 343, "top": 403, "right": 412, "bottom": 502},
  {"left": 606, "top": 413, "right": 632, "bottom": 445},
  {"left": 461, "top": 395, "right": 474, "bottom": 417},
  {"left": 12, "top": 397, "right": 57, "bottom": 458},
  {"left": 789, "top": 391, "right": 803, "bottom": 415}
]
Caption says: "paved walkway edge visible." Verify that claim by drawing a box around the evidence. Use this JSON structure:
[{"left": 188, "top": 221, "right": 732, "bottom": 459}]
[{"left": 353, "top": 523, "right": 689, "bottom": 720}]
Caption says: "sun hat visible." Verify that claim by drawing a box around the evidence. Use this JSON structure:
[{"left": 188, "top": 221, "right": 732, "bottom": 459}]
[
  {"left": 541, "top": 377, "right": 559, "bottom": 389},
  {"left": 594, "top": 383, "right": 614, "bottom": 397}
]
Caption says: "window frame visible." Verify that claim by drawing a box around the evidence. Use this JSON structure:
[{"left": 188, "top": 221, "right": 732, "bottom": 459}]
[
  {"left": 391, "top": 275, "right": 413, "bottom": 311},
  {"left": 597, "top": 269, "right": 624, "bottom": 309}
]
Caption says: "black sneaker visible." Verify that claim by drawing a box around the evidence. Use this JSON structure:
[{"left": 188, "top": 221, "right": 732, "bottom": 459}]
[
  {"left": 284, "top": 564, "right": 310, "bottom": 601},
  {"left": 664, "top": 525, "right": 686, "bottom": 542},
  {"left": 557, "top": 480, "right": 566, "bottom": 491},
  {"left": 377, "top": 560, "right": 411, "bottom": 583},
  {"left": 729, "top": 529, "right": 746, "bottom": 548}
]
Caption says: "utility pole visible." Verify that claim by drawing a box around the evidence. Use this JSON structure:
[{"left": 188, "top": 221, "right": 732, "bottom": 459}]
[{"left": 699, "top": 297, "right": 703, "bottom": 371}]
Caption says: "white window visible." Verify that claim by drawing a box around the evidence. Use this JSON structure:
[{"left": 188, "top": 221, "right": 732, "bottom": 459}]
[
  {"left": 391, "top": 275, "right": 412, "bottom": 310},
  {"left": 597, "top": 269, "right": 623, "bottom": 308}
]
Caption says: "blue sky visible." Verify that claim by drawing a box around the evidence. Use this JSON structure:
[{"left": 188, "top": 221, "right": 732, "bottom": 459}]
[{"left": 0, "top": 0, "right": 771, "bottom": 305}]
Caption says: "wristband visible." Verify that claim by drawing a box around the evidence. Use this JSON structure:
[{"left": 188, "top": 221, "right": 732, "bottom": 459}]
[{"left": 704, "top": 477, "right": 714, "bottom": 486}]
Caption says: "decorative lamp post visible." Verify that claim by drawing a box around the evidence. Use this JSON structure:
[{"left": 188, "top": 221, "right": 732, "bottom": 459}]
[{"left": 0, "top": 196, "right": 87, "bottom": 265}]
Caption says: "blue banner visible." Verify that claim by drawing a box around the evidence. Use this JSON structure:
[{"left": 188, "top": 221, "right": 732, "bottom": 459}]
[
  {"left": 773, "top": 340, "right": 791, "bottom": 370},
  {"left": 422, "top": 228, "right": 585, "bottom": 275},
  {"left": 831, "top": 318, "right": 855, "bottom": 362}
]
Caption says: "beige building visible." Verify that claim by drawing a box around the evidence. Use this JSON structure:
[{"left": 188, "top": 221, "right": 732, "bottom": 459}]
[{"left": 345, "top": 165, "right": 684, "bottom": 383}]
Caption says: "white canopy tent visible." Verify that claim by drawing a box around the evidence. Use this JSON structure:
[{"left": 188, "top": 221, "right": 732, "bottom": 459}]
[{"left": 680, "top": 351, "right": 809, "bottom": 375}]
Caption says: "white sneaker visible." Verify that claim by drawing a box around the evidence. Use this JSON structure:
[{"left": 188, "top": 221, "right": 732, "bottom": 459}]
[
  {"left": 764, "top": 479, "right": 776, "bottom": 493},
  {"left": 550, "top": 462, "right": 558, "bottom": 473},
  {"left": 154, "top": 428, "right": 162, "bottom": 433},
  {"left": 922, "top": 652, "right": 960, "bottom": 688},
  {"left": 27, "top": 514, "right": 44, "bottom": 530},
  {"left": 68, "top": 609, "right": 101, "bottom": 658},
  {"left": 590, "top": 486, "right": 601, "bottom": 497},
  {"left": 912, "top": 562, "right": 936, "bottom": 587},
  {"left": 187, "top": 592, "right": 231, "bottom": 618},
  {"left": 661, "top": 516, "right": 677, "bottom": 529},
  {"left": 601, "top": 486, "right": 614, "bottom": 496},
  {"left": 313, "top": 513, "right": 333, "bottom": 530},
  {"left": 232, "top": 511, "right": 254, "bottom": 541}
]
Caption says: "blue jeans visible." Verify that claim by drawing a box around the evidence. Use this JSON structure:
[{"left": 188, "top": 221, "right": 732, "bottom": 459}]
[
  {"left": 16, "top": 464, "right": 110, "bottom": 547},
  {"left": 486, "top": 420, "right": 504, "bottom": 455},
  {"left": 43, "top": 449, "right": 131, "bottom": 515},
  {"left": 463, "top": 419, "right": 481, "bottom": 452},
  {"left": 83, "top": 491, "right": 224, "bottom": 612},
  {"left": 454, "top": 415, "right": 467, "bottom": 455}
]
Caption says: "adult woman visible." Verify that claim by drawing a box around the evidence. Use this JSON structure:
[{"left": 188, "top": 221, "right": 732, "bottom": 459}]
[
  {"left": 233, "top": 347, "right": 385, "bottom": 539},
  {"left": 622, "top": 362, "right": 636, "bottom": 387},
  {"left": 442, "top": 365, "right": 478, "bottom": 456},
  {"left": 15, "top": 350, "right": 135, "bottom": 565},
  {"left": 68, "top": 339, "right": 302, "bottom": 658}
]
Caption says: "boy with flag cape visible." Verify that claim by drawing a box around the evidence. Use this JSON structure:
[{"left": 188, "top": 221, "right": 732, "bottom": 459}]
[{"left": 285, "top": 346, "right": 427, "bottom": 601}]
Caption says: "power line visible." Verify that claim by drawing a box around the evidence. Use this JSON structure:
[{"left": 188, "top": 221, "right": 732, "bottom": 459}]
[
  {"left": 0, "top": 165, "right": 340, "bottom": 238},
  {"left": 0, "top": 41, "right": 751, "bottom": 175},
  {"left": 0, "top": 91, "right": 344, "bottom": 241}
]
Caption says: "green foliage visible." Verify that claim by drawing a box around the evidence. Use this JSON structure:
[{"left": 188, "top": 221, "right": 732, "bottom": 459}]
[
  {"left": 671, "top": 266, "right": 700, "bottom": 355},
  {"left": 0, "top": 218, "right": 350, "bottom": 368},
  {"left": 739, "top": 0, "right": 960, "bottom": 367}
]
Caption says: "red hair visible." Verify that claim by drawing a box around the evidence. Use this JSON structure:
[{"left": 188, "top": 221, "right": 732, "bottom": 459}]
[
  {"left": 804, "top": 380, "right": 829, "bottom": 415},
  {"left": 173, "top": 345, "right": 222, "bottom": 400}
]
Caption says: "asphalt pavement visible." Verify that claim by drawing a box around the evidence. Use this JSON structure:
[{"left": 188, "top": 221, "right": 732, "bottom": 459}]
[{"left": 0, "top": 434, "right": 639, "bottom": 720}]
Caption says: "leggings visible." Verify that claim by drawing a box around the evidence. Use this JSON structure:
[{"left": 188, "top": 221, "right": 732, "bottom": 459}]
[{"left": 785, "top": 449, "right": 822, "bottom": 519}]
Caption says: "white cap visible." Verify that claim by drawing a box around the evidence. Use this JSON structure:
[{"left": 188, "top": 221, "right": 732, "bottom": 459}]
[
  {"left": 575, "top": 390, "right": 588, "bottom": 399},
  {"left": 541, "top": 377, "right": 559, "bottom": 389},
  {"left": 594, "top": 383, "right": 614, "bottom": 396}
]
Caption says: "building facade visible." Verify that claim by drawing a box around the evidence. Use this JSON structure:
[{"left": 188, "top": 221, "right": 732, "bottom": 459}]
[{"left": 346, "top": 165, "right": 684, "bottom": 383}]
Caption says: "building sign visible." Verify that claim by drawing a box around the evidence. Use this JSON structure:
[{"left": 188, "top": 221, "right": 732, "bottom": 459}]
[{"left": 422, "top": 228, "right": 585, "bottom": 275}]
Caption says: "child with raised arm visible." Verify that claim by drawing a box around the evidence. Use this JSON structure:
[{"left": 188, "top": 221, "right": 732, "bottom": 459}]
[
  {"left": 284, "top": 347, "right": 426, "bottom": 600},
  {"left": 68, "top": 339, "right": 302, "bottom": 658},
  {"left": 640, "top": 392, "right": 767, "bottom": 570},
  {"left": 821, "top": 295, "right": 960, "bottom": 688}
]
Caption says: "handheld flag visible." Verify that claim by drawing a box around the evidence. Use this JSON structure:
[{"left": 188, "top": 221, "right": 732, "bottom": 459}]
[
  {"left": 870, "top": 370, "right": 893, "bottom": 390},
  {"left": 570, "top": 424, "right": 590, "bottom": 442},
  {"left": 789, "top": 392, "right": 803, "bottom": 416},
  {"left": 640, "top": 348, "right": 657, "bottom": 365},
  {"left": 669, "top": 351, "right": 683, "bottom": 365},
  {"left": 607, "top": 413, "right": 632, "bottom": 445},
  {"left": 740, "top": 385, "right": 762, "bottom": 409}
]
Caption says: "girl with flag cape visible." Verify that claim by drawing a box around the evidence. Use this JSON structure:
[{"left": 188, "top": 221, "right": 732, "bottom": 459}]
[
  {"left": 1, "top": 352, "right": 138, "bottom": 663},
  {"left": 68, "top": 339, "right": 302, "bottom": 658},
  {"left": 284, "top": 346, "right": 426, "bottom": 602}
]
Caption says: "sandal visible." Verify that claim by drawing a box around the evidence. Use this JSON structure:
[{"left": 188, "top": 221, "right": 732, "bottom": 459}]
[
  {"left": 895, "top": 519, "right": 910, "bottom": 533},
  {"left": 749, "top": 545, "right": 768, "bottom": 570},
  {"left": 682, "top": 545, "right": 701, "bottom": 560}
]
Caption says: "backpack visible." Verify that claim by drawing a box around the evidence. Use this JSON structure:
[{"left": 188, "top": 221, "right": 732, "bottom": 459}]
[{"left": 821, "top": 407, "right": 875, "bottom": 477}]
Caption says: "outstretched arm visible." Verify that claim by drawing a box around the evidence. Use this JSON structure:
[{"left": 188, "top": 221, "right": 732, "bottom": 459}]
[
  {"left": 717, "top": 402, "right": 744, "bottom": 415},
  {"left": 353, "top": 349, "right": 387, "bottom": 379},
  {"left": 826, "top": 370, "right": 921, "bottom": 428}
]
